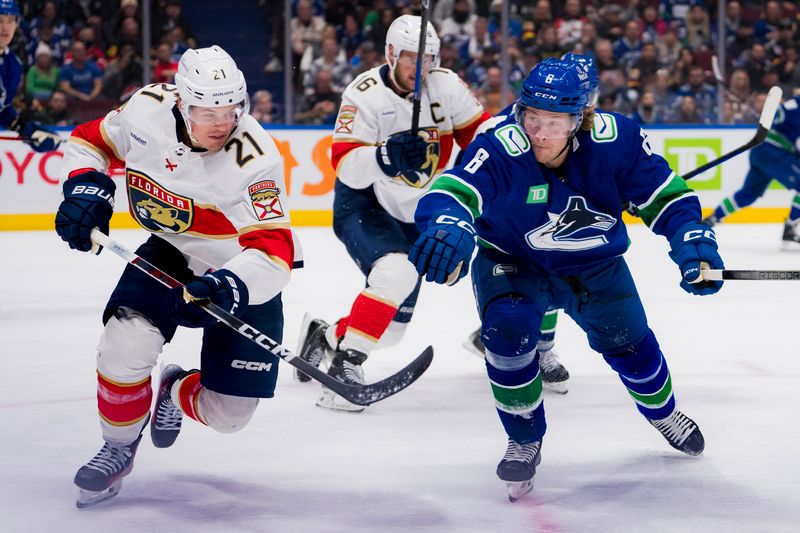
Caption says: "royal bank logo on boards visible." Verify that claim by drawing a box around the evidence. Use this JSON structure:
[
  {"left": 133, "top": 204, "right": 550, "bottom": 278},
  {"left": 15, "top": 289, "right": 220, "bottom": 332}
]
[
  {"left": 127, "top": 169, "right": 193, "bottom": 233},
  {"left": 663, "top": 138, "right": 722, "bottom": 190}
]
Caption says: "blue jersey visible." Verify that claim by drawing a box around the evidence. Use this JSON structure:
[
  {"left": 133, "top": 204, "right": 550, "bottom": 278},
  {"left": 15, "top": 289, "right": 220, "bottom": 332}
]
[
  {"left": 0, "top": 47, "right": 23, "bottom": 129},
  {"left": 415, "top": 111, "right": 701, "bottom": 275},
  {"left": 765, "top": 96, "right": 800, "bottom": 156}
]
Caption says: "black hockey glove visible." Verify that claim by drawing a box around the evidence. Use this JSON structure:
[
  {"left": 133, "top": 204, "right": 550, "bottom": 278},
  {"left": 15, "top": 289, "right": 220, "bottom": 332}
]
[
  {"left": 55, "top": 170, "right": 116, "bottom": 252},
  {"left": 169, "top": 269, "right": 249, "bottom": 328},
  {"left": 376, "top": 132, "right": 428, "bottom": 177}
]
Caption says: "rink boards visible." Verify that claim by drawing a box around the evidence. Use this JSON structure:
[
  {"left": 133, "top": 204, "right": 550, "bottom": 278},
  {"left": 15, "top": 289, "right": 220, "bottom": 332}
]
[{"left": 0, "top": 124, "right": 794, "bottom": 231}]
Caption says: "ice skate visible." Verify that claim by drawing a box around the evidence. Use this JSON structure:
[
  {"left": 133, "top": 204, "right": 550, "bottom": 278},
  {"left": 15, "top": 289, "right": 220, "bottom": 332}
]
[
  {"left": 781, "top": 219, "right": 800, "bottom": 250},
  {"left": 539, "top": 349, "right": 569, "bottom": 394},
  {"left": 496, "top": 438, "right": 542, "bottom": 502},
  {"left": 295, "top": 314, "right": 332, "bottom": 382},
  {"left": 648, "top": 409, "right": 705, "bottom": 456},
  {"left": 151, "top": 363, "right": 193, "bottom": 448},
  {"left": 74, "top": 414, "right": 149, "bottom": 508},
  {"left": 462, "top": 328, "right": 484, "bottom": 358},
  {"left": 316, "top": 348, "right": 367, "bottom": 413}
]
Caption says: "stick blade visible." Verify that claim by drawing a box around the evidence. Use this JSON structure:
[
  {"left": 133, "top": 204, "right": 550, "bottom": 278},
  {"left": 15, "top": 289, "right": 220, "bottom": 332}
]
[
  {"left": 759, "top": 86, "right": 783, "bottom": 130},
  {"left": 347, "top": 346, "right": 434, "bottom": 406}
]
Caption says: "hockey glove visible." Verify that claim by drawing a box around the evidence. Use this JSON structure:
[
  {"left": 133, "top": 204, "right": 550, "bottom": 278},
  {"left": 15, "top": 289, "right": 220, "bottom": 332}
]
[
  {"left": 169, "top": 269, "right": 249, "bottom": 328},
  {"left": 668, "top": 221, "right": 724, "bottom": 296},
  {"left": 409, "top": 214, "right": 476, "bottom": 285},
  {"left": 14, "top": 118, "right": 61, "bottom": 152},
  {"left": 55, "top": 171, "right": 116, "bottom": 253},
  {"left": 376, "top": 132, "right": 428, "bottom": 178}
]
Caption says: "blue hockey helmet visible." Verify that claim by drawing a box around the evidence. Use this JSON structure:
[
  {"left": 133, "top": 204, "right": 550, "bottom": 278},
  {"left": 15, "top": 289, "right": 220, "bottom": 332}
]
[
  {"left": 562, "top": 52, "right": 599, "bottom": 107},
  {"left": 0, "top": 0, "right": 20, "bottom": 18},
  {"left": 515, "top": 58, "right": 590, "bottom": 138}
]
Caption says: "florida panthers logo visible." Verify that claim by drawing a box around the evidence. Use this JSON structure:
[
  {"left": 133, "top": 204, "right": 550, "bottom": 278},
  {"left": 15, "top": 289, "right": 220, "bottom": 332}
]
[
  {"left": 398, "top": 127, "right": 440, "bottom": 189},
  {"left": 526, "top": 196, "right": 617, "bottom": 251},
  {"left": 249, "top": 180, "right": 283, "bottom": 220},
  {"left": 127, "top": 170, "right": 193, "bottom": 233}
]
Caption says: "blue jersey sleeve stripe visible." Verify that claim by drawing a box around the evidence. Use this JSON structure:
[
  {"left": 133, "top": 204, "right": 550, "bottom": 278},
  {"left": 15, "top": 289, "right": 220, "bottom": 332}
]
[
  {"left": 647, "top": 192, "right": 699, "bottom": 230},
  {"left": 637, "top": 171, "right": 676, "bottom": 211}
]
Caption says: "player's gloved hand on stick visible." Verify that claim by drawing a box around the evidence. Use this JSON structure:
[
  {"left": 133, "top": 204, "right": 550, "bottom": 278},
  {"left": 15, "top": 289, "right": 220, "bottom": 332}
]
[
  {"left": 13, "top": 117, "right": 61, "bottom": 152},
  {"left": 169, "top": 269, "right": 249, "bottom": 328},
  {"left": 55, "top": 170, "right": 116, "bottom": 253},
  {"left": 376, "top": 131, "right": 428, "bottom": 178},
  {"left": 668, "top": 221, "right": 724, "bottom": 296},
  {"left": 409, "top": 214, "right": 476, "bottom": 285}
]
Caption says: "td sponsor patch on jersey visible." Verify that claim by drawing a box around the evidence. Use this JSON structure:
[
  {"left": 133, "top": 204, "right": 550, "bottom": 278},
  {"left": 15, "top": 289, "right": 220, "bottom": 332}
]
[
  {"left": 249, "top": 180, "right": 284, "bottom": 220},
  {"left": 128, "top": 169, "right": 193, "bottom": 233},
  {"left": 335, "top": 105, "right": 358, "bottom": 134}
]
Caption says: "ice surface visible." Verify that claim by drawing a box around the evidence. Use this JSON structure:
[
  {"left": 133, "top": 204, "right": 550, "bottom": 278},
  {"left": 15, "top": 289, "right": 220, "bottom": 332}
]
[{"left": 1, "top": 225, "right": 798, "bottom": 532}]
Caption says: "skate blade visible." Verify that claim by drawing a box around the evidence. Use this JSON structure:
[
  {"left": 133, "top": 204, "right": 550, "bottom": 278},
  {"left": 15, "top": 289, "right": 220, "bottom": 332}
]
[
  {"left": 462, "top": 340, "right": 485, "bottom": 359},
  {"left": 316, "top": 388, "right": 365, "bottom": 413},
  {"left": 294, "top": 313, "right": 316, "bottom": 383},
  {"left": 542, "top": 380, "right": 568, "bottom": 394},
  {"left": 76, "top": 480, "right": 123, "bottom": 509},
  {"left": 506, "top": 480, "right": 533, "bottom": 502}
]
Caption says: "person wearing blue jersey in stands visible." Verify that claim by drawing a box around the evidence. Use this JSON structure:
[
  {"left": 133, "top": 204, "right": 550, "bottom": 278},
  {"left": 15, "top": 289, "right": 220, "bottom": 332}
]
[
  {"left": 704, "top": 94, "right": 800, "bottom": 250},
  {"left": 0, "top": 0, "right": 59, "bottom": 152},
  {"left": 410, "top": 58, "right": 724, "bottom": 502}
]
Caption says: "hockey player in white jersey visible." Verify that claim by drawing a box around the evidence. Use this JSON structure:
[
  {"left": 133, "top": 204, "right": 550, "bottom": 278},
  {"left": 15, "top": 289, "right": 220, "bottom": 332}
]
[
  {"left": 55, "top": 46, "right": 298, "bottom": 507},
  {"left": 295, "top": 15, "right": 491, "bottom": 411}
]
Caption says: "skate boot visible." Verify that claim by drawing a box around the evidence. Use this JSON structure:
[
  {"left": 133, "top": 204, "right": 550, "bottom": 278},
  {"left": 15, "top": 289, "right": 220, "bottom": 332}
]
[
  {"left": 151, "top": 364, "right": 194, "bottom": 449},
  {"left": 462, "top": 327, "right": 485, "bottom": 358},
  {"left": 648, "top": 409, "right": 705, "bottom": 456},
  {"left": 295, "top": 314, "right": 332, "bottom": 382},
  {"left": 74, "top": 413, "right": 149, "bottom": 508},
  {"left": 539, "top": 349, "right": 569, "bottom": 394},
  {"left": 702, "top": 214, "right": 719, "bottom": 227},
  {"left": 781, "top": 218, "right": 800, "bottom": 250},
  {"left": 316, "top": 348, "right": 367, "bottom": 413},
  {"left": 496, "top": 438, "right": 542, "bottom": 502}
]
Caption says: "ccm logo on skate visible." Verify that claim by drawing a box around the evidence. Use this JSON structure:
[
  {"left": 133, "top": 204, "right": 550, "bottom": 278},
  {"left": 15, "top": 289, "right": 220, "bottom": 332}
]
[{"left": 231, "top": 360, "right": 273, "bottom": 371}]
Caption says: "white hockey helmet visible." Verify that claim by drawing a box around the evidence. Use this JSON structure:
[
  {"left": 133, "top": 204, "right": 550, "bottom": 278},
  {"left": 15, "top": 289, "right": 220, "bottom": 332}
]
[
  {"left": 384, "top": 15, "right": 440, "bottom": 71},
  {"left": 174, "top": 45, "right": 249, "bottom": 141}
]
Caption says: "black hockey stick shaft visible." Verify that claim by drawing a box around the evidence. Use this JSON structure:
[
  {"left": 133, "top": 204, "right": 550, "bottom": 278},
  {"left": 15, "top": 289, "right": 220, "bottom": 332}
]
[
  {"left": 410, "top": 0, "right": 430, "bottom": 136},
  {"left": 701, "top": 269, "right": 800, "bottom": 281},
  {"left": 682, "top": 86, "right": 782, "bottom": 180},
  {"left": 90, "top": 229, "right": 433, "bottom": 406}
]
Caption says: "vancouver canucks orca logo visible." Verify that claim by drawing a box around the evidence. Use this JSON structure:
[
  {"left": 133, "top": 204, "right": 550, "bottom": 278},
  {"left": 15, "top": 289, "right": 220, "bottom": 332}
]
[
  {"left": 526, "top": 196, "right": 617, "bottom": 251},
  {"left": 127, "top": 169, "right": 193, "bottom": 233}
]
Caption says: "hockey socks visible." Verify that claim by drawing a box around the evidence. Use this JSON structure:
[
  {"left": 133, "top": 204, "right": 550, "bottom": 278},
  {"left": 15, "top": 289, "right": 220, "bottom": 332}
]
[
  {"left": 334, "top": 291, "right": 398, "bottom": 353},
  {"left": 174, "top": 370, "right": 207, "bottom": 425},
  {"left": 97, "top": 372, "right": 152, "bottom": 442}
]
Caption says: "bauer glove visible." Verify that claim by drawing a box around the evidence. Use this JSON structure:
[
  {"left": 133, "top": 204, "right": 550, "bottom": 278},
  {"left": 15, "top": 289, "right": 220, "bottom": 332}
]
[
  {"left": 169, "top": 269, "right": 249, "bottom": 328},
  {"left": 55, "top": 170, "right": 116, "bottom": 253}
]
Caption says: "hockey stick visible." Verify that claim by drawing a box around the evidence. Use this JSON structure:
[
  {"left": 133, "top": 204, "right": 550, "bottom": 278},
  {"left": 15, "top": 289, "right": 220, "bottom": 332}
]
[
  {"left": 701, "top": 269, "right": 800, "bottom": 281},
  {"left": 89, "top": 229, "right": 434, "bottom": 406},
  {"left": 410, "top": 0, "right": 430, "bottom": 136},
  {"left": 682, "top": 85, "right": 782, "bottom": 179}
]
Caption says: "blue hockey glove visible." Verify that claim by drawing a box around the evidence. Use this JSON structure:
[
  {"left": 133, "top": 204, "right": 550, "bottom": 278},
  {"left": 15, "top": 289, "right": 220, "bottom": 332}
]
[
  {"left": 668, "top": 221, "right": 724, "bottom": 296},
  {"left": 376, "top": 132, "right": 428, "bottom": 178},
  {"left": 23, "top": 122, "right": 61, "bottom": 152},
  {"left": 169, "top": 269, "right": 249, "bottom": 328},
  {"left": 408, "top": 214, "right": 476, "bottom": 285},
  {"left": 55, "top": 171, "right": 116, "bottom": 252}
]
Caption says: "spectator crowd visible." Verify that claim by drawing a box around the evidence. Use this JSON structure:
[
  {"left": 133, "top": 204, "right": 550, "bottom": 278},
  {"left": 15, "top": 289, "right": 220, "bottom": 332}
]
[
  {"left": 279, "top": 0, "right": 800, "bottom": 126},
  {"left": 7, "top": 1, "right": 800, "bottom": 128}
]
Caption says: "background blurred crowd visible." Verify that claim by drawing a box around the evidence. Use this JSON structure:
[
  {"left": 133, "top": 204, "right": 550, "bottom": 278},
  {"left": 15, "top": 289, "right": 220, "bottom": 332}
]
[{"left": 8, "top": 0, "right": 800, "bottom": 128}]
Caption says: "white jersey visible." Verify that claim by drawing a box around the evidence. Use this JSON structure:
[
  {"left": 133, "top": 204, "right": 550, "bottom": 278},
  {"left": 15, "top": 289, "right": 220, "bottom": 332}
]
[
  {"left": 331, "top": 65, "right": 488, "bottom": 222},
  {"left": 60, "top": 83, "right": 299, "bottom": 305}
]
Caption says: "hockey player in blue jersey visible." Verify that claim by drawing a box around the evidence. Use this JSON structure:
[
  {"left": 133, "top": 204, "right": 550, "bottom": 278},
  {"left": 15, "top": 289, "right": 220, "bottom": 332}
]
[
  {"left": 0, "top": 0, "right": 59, "bottom": 152},
  {"left": 409, "top": 58, "right": 724, "bottom": 502},
  {"left": 703, "top": 94, "right": 800, "bottom": 250},
  {"left": 463, "top": 53, "right": 602, "bottom": 394}
]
